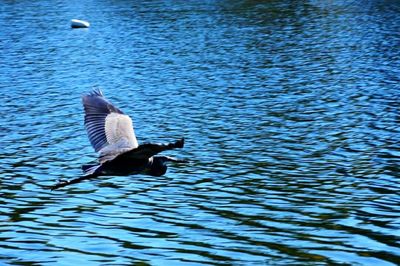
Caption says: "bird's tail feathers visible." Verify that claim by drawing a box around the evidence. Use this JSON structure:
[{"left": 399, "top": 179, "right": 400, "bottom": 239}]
[{"left": 82, "top": 164, "right": 101, "bottom": 175}]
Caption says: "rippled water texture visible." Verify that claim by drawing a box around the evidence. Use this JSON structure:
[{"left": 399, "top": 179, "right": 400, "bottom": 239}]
[{"left": 1, "top": 0, "right": 400, "bottom": 265}]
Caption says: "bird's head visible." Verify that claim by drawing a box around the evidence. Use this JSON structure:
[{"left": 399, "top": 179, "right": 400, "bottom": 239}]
[{"left": 146, "top": 157, "right": 168, "bottom": 177}]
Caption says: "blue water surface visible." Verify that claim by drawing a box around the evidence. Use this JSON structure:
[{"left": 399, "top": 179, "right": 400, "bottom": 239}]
[{"left": 1, "top": 0, "right": 400, "bottom": 265}]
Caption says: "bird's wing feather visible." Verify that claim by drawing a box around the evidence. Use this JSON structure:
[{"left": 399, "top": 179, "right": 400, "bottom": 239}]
[
  {"left": 121, "top": 139, "right": 185, "bottom": 160},
  {"left": 123, "top": 144, "right": 163, "bottom": 160},
  {"left": 82, "top": 89, "right": 138, "bottom": 159},
  {"left": 98, "top": 138, "right": 133, "bottom": 163}
]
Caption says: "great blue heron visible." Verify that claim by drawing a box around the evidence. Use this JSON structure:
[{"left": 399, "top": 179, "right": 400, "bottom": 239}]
[{"left": 52, "top": 89, "right": 185, "bottom": 190}]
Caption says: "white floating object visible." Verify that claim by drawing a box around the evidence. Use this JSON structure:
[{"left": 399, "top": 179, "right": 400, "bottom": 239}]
[{"left": 71, "top": 19, "right": 90, "bottom": 28}]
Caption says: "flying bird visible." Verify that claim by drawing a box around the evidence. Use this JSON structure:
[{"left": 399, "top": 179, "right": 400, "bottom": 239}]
[{"left": 52, "top": 89, "right": 185, "bottom": 190}]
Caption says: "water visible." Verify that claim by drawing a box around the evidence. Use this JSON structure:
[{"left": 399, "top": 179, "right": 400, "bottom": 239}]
[{"left": 1, "top": 0, "right": 400, "bottom": 265}]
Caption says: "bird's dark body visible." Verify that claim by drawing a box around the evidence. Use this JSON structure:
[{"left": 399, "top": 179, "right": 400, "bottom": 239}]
[
  {"left": 82, "top": 139, "right": 183, "bottom": 179},
  {"left": 98, "top": 157, "right": 149, "bottom": 176},
  {"left": 96, "top": 154, "right": 149, "bottom": 176},
  {"left": 51, "top": 89, "right": 184, "bottom": 190}
]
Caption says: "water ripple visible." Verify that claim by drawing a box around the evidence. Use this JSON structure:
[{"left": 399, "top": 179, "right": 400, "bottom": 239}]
[{"left": 1, "top": 0, "right": 400, "bottom": 265}]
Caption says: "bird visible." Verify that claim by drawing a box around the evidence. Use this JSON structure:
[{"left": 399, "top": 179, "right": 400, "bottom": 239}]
[{"left": 52, "top": 89, "right": 185, "bottom": 190}]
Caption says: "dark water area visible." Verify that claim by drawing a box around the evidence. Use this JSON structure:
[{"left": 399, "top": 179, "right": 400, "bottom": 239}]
[{"left": 1, "top": 0, "right": 400, "bottom": 265}]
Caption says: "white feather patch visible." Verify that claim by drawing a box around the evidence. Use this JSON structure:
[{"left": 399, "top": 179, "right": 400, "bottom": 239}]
[{"left": 105, "top": 113, "right": 138, "bottom": 148}]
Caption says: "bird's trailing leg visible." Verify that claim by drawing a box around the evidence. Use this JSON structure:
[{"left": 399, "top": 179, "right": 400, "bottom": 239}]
[{"left": 51, "top": 174, "right": 98, "bottom": 190}]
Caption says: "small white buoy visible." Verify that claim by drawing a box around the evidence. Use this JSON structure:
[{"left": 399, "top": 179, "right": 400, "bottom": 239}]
[{"left": 71, "top": 19, "right": 90, "bottom": 28}]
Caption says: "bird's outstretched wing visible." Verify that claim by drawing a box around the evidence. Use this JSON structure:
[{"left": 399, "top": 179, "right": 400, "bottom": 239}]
[
  {"left": 82, "top": 89, "right": 138, "bottom": 162},
  {"left": 122, "top": 138, "right": 184, "bottom": 160}
]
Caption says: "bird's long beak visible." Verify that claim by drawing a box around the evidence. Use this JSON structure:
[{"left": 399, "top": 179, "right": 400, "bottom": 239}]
[{"left": 165, "top": 156, "right": 187, "bottom": 163}]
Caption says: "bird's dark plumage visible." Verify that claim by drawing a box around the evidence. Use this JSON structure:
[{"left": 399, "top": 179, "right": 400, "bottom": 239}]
[
  {"left": 51, "top": 89, "right": 185, "bottom": 190},
  {"left": 82, "top": 89, "right": 184, "bottom": 174},
  {"left": 82, "top": 88, "right": 138, "bottom": 156}
]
